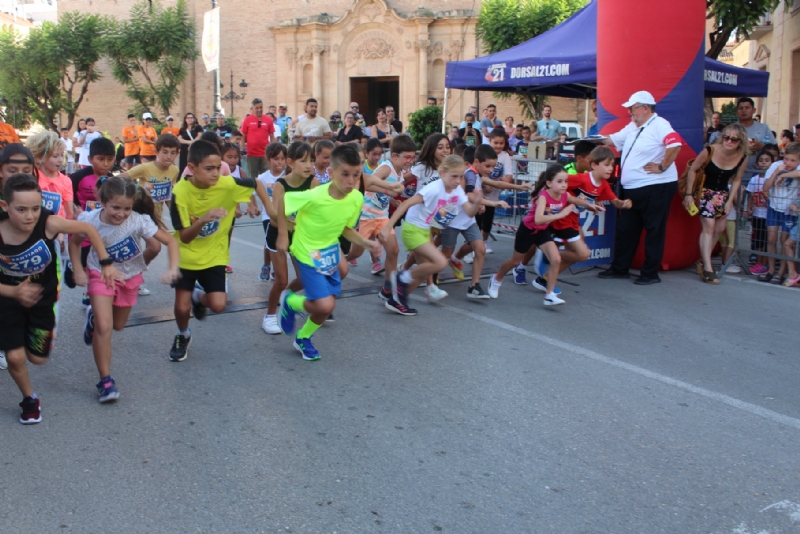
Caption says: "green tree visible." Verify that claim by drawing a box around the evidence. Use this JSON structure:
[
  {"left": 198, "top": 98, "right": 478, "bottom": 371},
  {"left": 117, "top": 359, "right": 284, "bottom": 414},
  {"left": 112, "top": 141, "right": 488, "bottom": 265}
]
[
  {"left": 0, "top": 12, "right": 109, "bottom": 131},
  {"left": 475, "top": 0, "right": 587, "bottom": 119},
  {"left": 407, "top": 105, "right": 444, "bottom": 148},
  {"left": 706, "top": 0, "right": 794, "bottom": 59},
  {"left": 106, "top": 0, "right": 198, "bottom": 122}
]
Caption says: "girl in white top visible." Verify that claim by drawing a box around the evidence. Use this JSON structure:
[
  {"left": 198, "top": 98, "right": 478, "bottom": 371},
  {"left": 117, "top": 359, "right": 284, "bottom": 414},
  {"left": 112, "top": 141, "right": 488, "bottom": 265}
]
[
  {"left": 250, "top": 142, "right": 287, "bottom": 282},
  {"left": 71, "top": 177, "right": 180, "bottom": 404},
  {"left": 382, "top": 155, "right": 483, "bottom": 312}
]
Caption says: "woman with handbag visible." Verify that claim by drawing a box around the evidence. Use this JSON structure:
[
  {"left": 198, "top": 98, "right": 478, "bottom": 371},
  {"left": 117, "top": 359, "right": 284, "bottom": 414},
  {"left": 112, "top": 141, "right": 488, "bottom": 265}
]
[{"left": 682, "top": 124, "right": 748, "bottom": 284}]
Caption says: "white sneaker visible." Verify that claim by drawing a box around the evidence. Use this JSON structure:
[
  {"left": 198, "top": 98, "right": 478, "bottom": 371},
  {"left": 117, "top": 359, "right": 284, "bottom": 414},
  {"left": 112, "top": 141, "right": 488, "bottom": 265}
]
[
  {"left": 0, "top": 351, "right": 7, "bottom": 371},
  {"left": 485, "top": 246, "right": 493, "bottom": 254},
  {"left": 543, "top": 292, "right": 565, "bottom": 306},
  {"left": 425, "top": 284, "right": 448, "bottom": 302},
  {"left": 726, "top": 265, "right": 742, "bottom": 274},
  {"left": 463, "top": 252, "right": 474, "bottom": 264},
  {"left": 262, "top": 314, "right": 281, "bottom": 335},
  {"left": 138, "top": 286, "right": 151, "bottom": 296},
  {"left": 488, "top": 275, "right": 502, "bottom": 299}
]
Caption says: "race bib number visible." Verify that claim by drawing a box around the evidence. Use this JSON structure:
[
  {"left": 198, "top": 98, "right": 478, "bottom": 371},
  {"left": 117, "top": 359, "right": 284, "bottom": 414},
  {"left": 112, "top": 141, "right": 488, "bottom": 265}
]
[
  {"left": 402, "top": 183, "right": 416, "bottom": 198},
  {"left": 85, "top": 200, "right": 100, "bottom": 212},
  {"left": 465, "top": 135, "right": 476, "bottom": 147},
  {"left": 198, "top": 220, "right": 219, "bottom": 238},
  {"left": 576, "top": 194, "right": 595, "bottom": 213},
  {"left": 519, "top": 145, "right": 528, "bottom": 156},
  {"left": 431, "top": 204, "right": 457, "bottom": 229},
  {"left": 0, "top": 239, "right": 52, "bottom": 277},
  {"left": 41, "top": 191, "right": 62, "bottom": 214},
  {"left": 309, "top": 244, "right": 340, "bottom": 275},
  {"left": 150, "top": 181, "right": 172, "bottom": 202},
  {"left": 376, "top": 193, "right": 391, "bottom": 210},
  {"left": 106, "top": 236, "right": 141, "bottom": 264},
  {"left": 490, "top": 162, "right": 504, "bottom": 179}
]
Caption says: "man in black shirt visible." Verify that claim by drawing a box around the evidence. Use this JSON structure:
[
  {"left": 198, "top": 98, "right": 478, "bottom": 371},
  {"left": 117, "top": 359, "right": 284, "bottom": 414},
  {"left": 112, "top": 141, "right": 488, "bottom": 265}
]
[
  {"left": 705, "top": 112, "right": 722, "bottom": 144},
  {"left": 386, "top": 105, "right": 402, "bottom": 133},
  {"left": 457, "top": 113, "right": 483, "bottom": 147}
]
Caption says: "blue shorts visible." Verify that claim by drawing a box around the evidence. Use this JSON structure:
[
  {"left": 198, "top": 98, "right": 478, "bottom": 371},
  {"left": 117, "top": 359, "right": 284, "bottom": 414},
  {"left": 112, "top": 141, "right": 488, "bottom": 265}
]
[
  {"left": 766, "top": 207, "right": 798, "bottom": 232},
  {"left": 294, "top": 258, "right": 341, "bottom": 301},
  {"left": 790, "top": 222, "right": 799, "bottom": 242}
]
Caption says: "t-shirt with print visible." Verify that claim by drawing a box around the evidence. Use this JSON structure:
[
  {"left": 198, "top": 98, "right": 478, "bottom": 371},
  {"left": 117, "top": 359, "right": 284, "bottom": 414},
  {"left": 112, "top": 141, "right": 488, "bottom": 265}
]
[
  {"left": 79, "top": 131, "right": 103, "bottom": 166},
  {"left": 410, "top": 163, "right": 441, "bottom": 189},
  {"left": 746, "top": 174, "right": 768, "bottom": 219},
  {"left": 241, "top": 115, "right": 276, "bottom": 159},
  {"left": 763, "top": 160, "right": 800, "bottom": 213},
  {"left": 128, "top": 161, "right": 179, "bottom": 221},
  {"left": 406, "top": 180, "right": 469, "bottom": 231},
  {"left": 256, "top": 169, "right": 283, "bottom": 221},
  {"left": 61, "top": 138, "right": 75, "bottom": 164},
  {"left": 137, "top": 126, "right": 157, "bottom": 157},
  {"left": 39, "top": 172, "right": 74, "bottom": 219},
  {"left": 523, "top": 189, "right": 570, "bottom": 231},
  {"left": 450, "top": 167, "right": 480, "bottom": 231},
  {"left": 552, "top": 172, "right": 616, "bottom": 231},
  {"left": 391, "top": 173, "right": 417, "bottom": 217},
  {"left": 486, "top": 150, "right": 513, "bottom": 201},
  {"left": 283, "top": 183, "right": 363, "bottom": 268},
  {"left": 362, "top": 161, "right": 398, "bottom": 221},
  {"left": 295, "top": 117, "right": 332, "bottom": 143},
  {"left": 170, "top": 175, "right": 255, "bottom": 270},
  {"left": 123, "top": 125, "right": 139, "bottom": 157},
  {"left": 79, "top": 209, "right": 157, "bottom": 280}
]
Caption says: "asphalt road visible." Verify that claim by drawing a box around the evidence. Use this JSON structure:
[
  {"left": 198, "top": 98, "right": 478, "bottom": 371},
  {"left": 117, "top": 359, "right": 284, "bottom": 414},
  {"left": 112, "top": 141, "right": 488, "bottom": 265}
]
[{"left": 2, "top": 221, "right": 799, "bottom": 533}]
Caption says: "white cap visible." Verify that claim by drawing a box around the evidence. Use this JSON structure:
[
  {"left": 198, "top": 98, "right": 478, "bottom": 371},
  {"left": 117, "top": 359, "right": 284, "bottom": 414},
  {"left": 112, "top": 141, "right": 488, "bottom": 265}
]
[
  {"left": 621, "top": 91, "right": 656, "bottom": 108},
  {"left": 166, "top": 115, "right": 174, "bottom": 121},
  {"left": 142, "top": 112, "right": 153, "bottom": 120}
]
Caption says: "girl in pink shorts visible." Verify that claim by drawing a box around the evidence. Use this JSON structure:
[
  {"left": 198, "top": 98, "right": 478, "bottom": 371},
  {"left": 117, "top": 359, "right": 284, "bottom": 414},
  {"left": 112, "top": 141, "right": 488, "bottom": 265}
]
[{"left": 70, "top": 176, "right": 180, "bottom": 403}]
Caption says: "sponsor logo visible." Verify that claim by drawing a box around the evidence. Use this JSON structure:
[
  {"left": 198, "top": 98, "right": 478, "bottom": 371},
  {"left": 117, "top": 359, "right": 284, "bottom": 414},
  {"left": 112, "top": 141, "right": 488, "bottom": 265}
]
[
  {"left": 704, "top": 70, "right": 738, "bottom": 86},
  {"left": 510, "top": 64, "right": 570, "bottom": 80},
  {"left": 485, "top": 63, "right": 507, "bottom": 83}
]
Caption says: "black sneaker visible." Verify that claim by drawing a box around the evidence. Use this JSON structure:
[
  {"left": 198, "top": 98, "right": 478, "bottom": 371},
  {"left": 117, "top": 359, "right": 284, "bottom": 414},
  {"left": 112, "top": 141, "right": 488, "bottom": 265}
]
[
  {"left": 385, "top": 298, "right": 418, "bottom": 316},
  {"left": 191, "top": 289, "right": 207, "bottom": 320},
  {"left": 392, "top": 271, "right": 410, "bottom": 307},
  {"left": 634, "top": 276, "right": 661, "bottom": 285},
  {"left": 169, "top": 334, "right": 191, "bottom": 362},
  {"left": 19, "top": 396, "right": 41, "bottom": 425},
  {"left": 431, "top": 272, "right": 439, "bottom": 286},
  {"left": 325, "top": 312, "right": 334, "bottom": 323},
  {"left": 598, "top": 268, "right": 630, "bottom": 279},
  {"left": 467, "top": 284, "right": 490, "bottom": 299},
  {"left": 378, "top": 286, "right": 393, "bottom": 301},
  {"left": 64, "top": 262, "right": 76, "bottom": 289}
]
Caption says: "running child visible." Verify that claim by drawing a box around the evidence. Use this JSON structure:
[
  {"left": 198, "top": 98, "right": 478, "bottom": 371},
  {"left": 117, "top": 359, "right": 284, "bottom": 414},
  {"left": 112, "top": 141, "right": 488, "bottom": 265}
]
[
  {"left": 0, "top": 144, "right": 36, "bottom": 205},
  {"left": 487, "top": 164, "right": 600, "bottom": 306},
  {"left": 0, "top": 173, "right": 120, "bottom": 423},
  {"left": 278, "top": 144, "right": 381, "bottom": 360},
  {"left": 220, "top": 142, "right": 247, "bottom": 274},
  {"left": 761, "top": 142, "right": 800, "bottom": 285},
  {"left": 168, "top": 140, "right": 266, "bottom": 361},
  {"left": 382, "top": 155, "right": 484, "bottom": 313},
  {"left": 745, "top": 150, "right": 775, "bottom": 274},
  {"left": 261, "top": 142, "right": 318, "bottom": 335},
  {"left": 252, "top": 142, "right": 286, "bottom": 282},
  {"left": 72, "top": 177, "right": 180, "bottom": 402},
  {"left": 26, "top": 131, "right": 74, "bottom": 220},
  {"left": 313, "top": 139, "right": 334, "bottom": 184}
]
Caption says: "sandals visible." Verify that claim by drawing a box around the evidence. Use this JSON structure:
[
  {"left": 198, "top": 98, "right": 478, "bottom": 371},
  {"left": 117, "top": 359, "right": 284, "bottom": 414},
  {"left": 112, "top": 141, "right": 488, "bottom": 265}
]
[
  {"left": 695, "top": 262, "right": 704, "bottom": 275},
  {"left": 770, "top": 275, "right": 786, "bottom": 285},
  {"left": 757, "top": 272, "right": 774, "bottom": 283},
  {"left": 701, "top": 270, "right": 720, "bottom": 284},
  {"left": 783, "top": 274, "right": 800, "bottom": 287}
]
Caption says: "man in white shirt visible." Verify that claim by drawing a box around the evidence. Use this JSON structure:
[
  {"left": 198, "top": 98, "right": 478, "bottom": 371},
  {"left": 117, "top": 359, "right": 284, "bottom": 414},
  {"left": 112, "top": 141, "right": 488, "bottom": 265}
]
[
  {"left": 598, "top": 90, "right": 682, "bottom": 285},
  {"left": 78, "top": 118, "right": 103, "bottom": 168},
  {"left": 60, "top": 127, "right": 75, "bottom": 174},
  {"left": 293, "top": 98, "right": 332, "bottom": 144}
]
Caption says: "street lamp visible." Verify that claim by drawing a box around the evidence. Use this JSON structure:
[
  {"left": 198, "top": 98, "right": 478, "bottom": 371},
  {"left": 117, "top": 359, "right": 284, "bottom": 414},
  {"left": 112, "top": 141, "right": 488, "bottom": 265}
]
[{"left": 220, "top": 70, "right": 247, "bottom": 118}]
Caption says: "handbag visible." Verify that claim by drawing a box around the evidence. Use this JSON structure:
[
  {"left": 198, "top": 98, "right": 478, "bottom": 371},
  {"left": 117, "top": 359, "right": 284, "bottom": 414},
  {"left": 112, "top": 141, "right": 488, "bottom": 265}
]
[{"left": 678, "top": 145, "right": 714, "bottom": 205}]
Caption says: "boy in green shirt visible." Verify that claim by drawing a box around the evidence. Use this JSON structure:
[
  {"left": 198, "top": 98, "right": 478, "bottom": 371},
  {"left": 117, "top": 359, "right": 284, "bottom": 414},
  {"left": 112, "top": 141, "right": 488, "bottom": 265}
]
[{"left": 278, "top": 145, "right": 380, "bottom": 361}]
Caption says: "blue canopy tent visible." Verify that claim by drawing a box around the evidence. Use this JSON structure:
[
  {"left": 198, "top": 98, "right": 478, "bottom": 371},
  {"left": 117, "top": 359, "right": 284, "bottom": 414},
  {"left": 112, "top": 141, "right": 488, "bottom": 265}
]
[{"left": 444, "top": 0, "right": 769, "bottom": 99}]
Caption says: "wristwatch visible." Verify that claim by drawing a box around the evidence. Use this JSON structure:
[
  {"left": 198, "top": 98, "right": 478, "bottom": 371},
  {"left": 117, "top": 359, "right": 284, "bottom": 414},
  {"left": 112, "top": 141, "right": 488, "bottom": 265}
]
[
  {"left": 98, "top": 257, "right": 114, "bottom": 266},
  {"left": 658, "top": 164, "right": 665, "bottom": 172}
]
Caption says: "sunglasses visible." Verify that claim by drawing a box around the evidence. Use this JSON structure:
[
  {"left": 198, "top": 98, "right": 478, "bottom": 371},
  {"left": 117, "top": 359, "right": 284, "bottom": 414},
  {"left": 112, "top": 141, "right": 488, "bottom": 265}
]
[
  {"left": 722, "top": 135, "right": 741, "bottom": 143},
  {"left": 351, "top": 105, "right": 359, "bottom": 109}
]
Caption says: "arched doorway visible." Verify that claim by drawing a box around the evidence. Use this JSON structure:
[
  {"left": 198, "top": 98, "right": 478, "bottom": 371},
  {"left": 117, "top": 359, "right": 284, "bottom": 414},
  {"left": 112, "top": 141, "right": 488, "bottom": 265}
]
[{"left": 350, "top": 76, "right": 399, "bottom": 126}]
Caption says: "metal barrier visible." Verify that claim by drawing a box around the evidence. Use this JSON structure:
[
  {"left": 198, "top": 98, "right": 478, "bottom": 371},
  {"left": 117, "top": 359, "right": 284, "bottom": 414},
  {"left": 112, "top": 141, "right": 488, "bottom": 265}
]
[
  {"left": 721, "top": 180, "right": 800, "bottom": 283},
  {"left": 490, "top": 156, "right": 552, "bottom": 233}
]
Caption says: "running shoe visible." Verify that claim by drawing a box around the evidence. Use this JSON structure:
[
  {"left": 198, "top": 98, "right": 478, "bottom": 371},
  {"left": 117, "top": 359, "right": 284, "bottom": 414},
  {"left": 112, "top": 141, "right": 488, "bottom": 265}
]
[
  {"left": 262, "top": 314, "right": 281, "bottom": 335},
  {"left": 169, "top": 334, "right": 191, "bottom": 362},
  {"left": 294, "top": 336, "right": 321, "bottom": 361},
  {"left": 385, "top": 298, "right": 418, "bottom": 316},
  {"left": 191, "top": 287, "right": 207, "bottom": 320},
  {"left": 96, "top": 376, "right": 120, "bottom": 403},
  {"left": 463, "top": 252, "right": 474, "bottom": 264},
  {"left": 425, "top": 284, "right": 448, "bottom": 302},
  {"left": 225, "top": 265, "right": 234, "bottom": 274},
  {"left": 392, "top": 271, "right": 410, "bottom": 307},
  {"left": 326, "top": 312, "right": 334, "bottom": 323},
  {"left": 81, "top": 293, "right": 90, "bottom": 309},
  {"left": 448, "top": 258, "right": 465, "bottom": 280},
  {"left": 349, "top": 258, "right": 358, "bottom": 266},
  {"left": 513, "top": 266, "right": 527, "bottom": 285},
  {"left": 19, "top": 396, "right": 41, "bottom": 425},
  {"left": 749, "top": 263, "right": 767, "bottom": 275},
  {"left": 543, "top": 292, "right": 565, "bottom": 306},
  {"left": 371, "top": 262, "right": 385, "bottom": 275},
  {"left": 534, "top": 249, "right": 549, "bottom": 277},
  {"left": 488, "top": 275, "right": 502, "bottom": 298},
  {"left": 378, "top": 286, "right": 393, "bottom": 301},
  {"left": 431, "top": 272, "right": 439, "bottom": 286},
  {"left": 726, "top": 265, "right": 742, "bottom": 274},
  {"left": 279, "top": 290, "right": 297, "bottom": 335},
  {"left": 485, "top": 246, "right": 493, "bottom": 254},
  {"left": 0, "top": 350, "right": 6, "bottom": 371},
  {"left": 532, "top": 276, "right": 561, "bottom": 295},
  {"left": 83, "top": 306, "right": 95, "bottom": 345},
  {"left": 138, "top": 286, "right": 151, "bottom": 296},
  {"left": 260, "top": 265, "right": 271, "bottom": 282},
  {"left": 64, "top": 262, "right": 76, "bottom": 289},
  {"left": 467, "top": 284, "right": 490, "bottom": 299}
]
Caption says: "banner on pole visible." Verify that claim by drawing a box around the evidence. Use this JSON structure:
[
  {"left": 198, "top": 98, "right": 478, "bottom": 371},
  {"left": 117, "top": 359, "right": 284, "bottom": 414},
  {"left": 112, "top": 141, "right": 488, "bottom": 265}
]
[{"left": 202, "top": 7, "right": 220, "bottom": 73}]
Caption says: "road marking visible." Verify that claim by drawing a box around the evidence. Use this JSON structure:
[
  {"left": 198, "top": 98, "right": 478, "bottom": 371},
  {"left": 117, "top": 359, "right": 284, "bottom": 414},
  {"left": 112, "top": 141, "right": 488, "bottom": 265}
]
[
  {"left": 231, "top": 236, "right": 263, "bottom": 250},
  {"left": 424, "top": 299, "right": 800, "bottom": 432}
]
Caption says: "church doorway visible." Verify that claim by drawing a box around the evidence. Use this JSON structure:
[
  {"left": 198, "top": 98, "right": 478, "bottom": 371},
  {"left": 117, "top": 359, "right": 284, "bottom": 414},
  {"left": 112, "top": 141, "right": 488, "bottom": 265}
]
[{"left": 349, "top": 76, "right": 399, "bottom": 127}]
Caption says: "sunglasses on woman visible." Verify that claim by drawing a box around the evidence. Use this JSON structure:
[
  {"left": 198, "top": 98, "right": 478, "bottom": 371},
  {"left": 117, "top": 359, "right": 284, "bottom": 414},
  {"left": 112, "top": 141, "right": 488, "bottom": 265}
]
[{"left": 722, "top": 135, "right": 741, "bottom": 143}]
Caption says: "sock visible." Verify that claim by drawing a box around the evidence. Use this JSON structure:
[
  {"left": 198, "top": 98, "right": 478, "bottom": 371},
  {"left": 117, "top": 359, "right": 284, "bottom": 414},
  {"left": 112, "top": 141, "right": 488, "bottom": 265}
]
[
  {"left": 399, "top": 270, "right": 413, "bottom": 284},
  {"left": 297, "top": 317, "right": 322, "bottom": 339},
  {"left": 30, "top": 393, "right": 38, "bottom": 400},
  {"left": 287, "top": 292, "right": 306, "bottom": 312},
  {"left": 179, "top": 328, "right": 191, "bottom": 338},
  {"left": 518, "top": 263, "right": 525, "bottom": 269},
  {"left": 451, "top": 255, "right": 459, "bottom": 262}
]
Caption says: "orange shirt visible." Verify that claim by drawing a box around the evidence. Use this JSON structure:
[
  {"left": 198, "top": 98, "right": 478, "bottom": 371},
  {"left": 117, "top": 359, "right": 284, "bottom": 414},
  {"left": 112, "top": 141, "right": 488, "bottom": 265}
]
[
  {"left": 137, "top": 125, "right": 157, "bottom": 156},
  {"left": 122, "top": 125, "right": 139, "bottom": 156},
  {"left": 161, "top": 127, "right": 180, "bottom": 137},
  {"left": 0, "top": 122, "right": 20, "bottom": 149}
]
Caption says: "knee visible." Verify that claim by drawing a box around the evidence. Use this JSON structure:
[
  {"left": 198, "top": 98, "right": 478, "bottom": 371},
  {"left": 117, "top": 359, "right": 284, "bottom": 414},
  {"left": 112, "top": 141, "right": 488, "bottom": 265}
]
[
  {"left": 578, "top": 248, "right": 591, "bottom": 262},
  {"left": 207, "top": 299, "right": 227, "bottom": 314},
  {"left": 472, "top": 240, "right": 486, "bottom": 256},
  {"left": 318, "top": 299, "right": 336, "bottom": 316},
  {"left": 435, "top": 256, "right": 448, "bottom": 272},
  {"left": 28, "top": 354, "right": 48, "bottom": 366},
  {"left": 549, "top": 251, "right": 562, "bottom": 266}
]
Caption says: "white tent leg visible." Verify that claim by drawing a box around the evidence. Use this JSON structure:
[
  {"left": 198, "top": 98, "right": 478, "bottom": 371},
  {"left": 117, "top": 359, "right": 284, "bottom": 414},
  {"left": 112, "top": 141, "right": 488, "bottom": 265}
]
[
  {"left": 584, "top": 98, "right": 589, "bottom": 136},
  {"left": 441, "top": 88, "right": 449, "bottom": 134}
]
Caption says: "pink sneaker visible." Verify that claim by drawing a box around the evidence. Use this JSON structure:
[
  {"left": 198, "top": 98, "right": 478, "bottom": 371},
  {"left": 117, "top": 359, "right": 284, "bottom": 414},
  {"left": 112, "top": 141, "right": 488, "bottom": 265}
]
[
  {"left": 349, "top": 258, "right": 358, "bottom": 266},
  {"left": 749, "top": 263, "right": 767, "bottom": 275}
]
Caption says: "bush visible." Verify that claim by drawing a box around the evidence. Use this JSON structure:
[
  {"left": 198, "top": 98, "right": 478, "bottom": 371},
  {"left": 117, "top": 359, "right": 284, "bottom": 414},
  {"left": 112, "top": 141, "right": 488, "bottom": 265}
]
[{"left": 407, "top": 105, "right": 443, "bottom": 148}]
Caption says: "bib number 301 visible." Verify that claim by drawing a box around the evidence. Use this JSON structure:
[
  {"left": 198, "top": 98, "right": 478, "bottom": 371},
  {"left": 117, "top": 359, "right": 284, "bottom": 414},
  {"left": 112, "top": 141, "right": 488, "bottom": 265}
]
[{"left": 309, "top": 244, "right": 340, "bottom": 276}]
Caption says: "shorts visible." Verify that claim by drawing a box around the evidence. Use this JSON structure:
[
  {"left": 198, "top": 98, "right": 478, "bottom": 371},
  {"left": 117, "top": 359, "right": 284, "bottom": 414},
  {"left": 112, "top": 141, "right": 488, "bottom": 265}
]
[
  {"left": 751, "top": 216, "right": 767, "bottom": 249},
  {"left": 358, "top": 218, "right": 393, "bottom": 239},
  {"left": 140, "top": 155, "right": 156, "bottom": 163},
  {"left": 123, "top": 155, "right": 140, "bottom": 167},
  {"left": 0, "top": 297, "right": 56, "bottom": 357},
  {"left": 441, "top": 223, "right": 482, "bottom": 249},
  {"left": 514, "top": 224, "right": 554, "bottom": 253},
  {"left": 401, "top": 222, "right": 431, "bottom": 251},
  {"left": 718, "top": 220, "right": 736, "bottom": 249},
  {"left": 475, "top": 205, "right": 496, "bottom": 234},
  {"left": 265, "top": 222, "right": 293, "bottom": 253},
  {"left": 552, "top": 227, "right": 581, "bottom": 243},
  {"left": 790, "top": 222, "right": 799, "bottom": 242},
  {"left": 766, "top": 206, "right": 798, "bottom": 232},
  {"left": 173, "top": 265, "right": 227, "bottom": 293},
  {"left": 87, "top": 269, "right": 144, "bottom": 307},
  {"left": 294, "top": 259, "right": 342, "bottom": 301},
  {"left": 339, "top": 235, "right": 352, "bottom": 256},
  {"left": 262, "top": 219, "right": 270, "bottom": 234},
  {"left": 699, "top": 188, "right": 729, "bottom": 219}
]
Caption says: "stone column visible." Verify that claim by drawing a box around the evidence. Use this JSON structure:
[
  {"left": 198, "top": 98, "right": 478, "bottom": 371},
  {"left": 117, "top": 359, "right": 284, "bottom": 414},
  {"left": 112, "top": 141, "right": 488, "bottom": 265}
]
[
  {"left": 313, "top": 45, "right": 325, "bottom": 107},
  {"left": 417, "top": 39, "right": 430, "bottom": 110}
]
